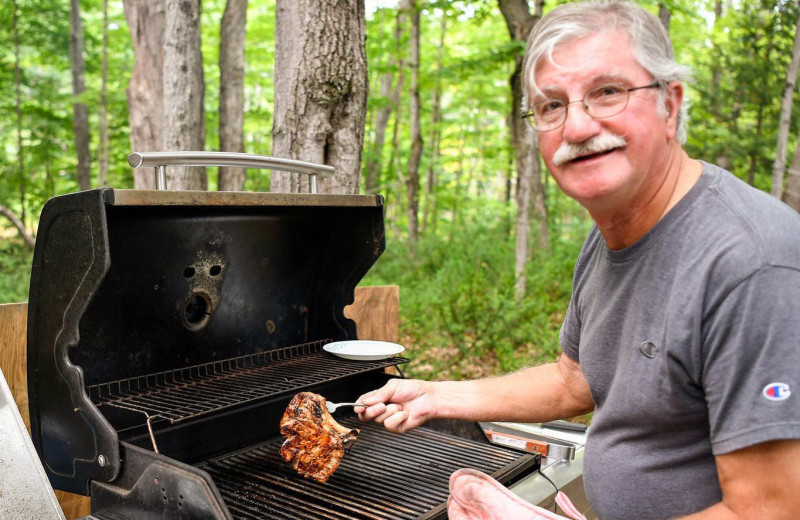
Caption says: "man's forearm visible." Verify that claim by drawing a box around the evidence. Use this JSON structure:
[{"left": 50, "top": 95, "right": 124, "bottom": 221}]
[{"left": 430, "top": 360, "right": 594, "bottom": 424}]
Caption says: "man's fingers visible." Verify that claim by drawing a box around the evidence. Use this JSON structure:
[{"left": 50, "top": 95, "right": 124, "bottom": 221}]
[{"left": 383, "top": 410, "right": 410, "bottom": 432}]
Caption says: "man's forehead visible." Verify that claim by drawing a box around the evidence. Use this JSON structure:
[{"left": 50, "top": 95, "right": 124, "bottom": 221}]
[{"left": 530, "top": 31, "right": 639, "bottom": 89}]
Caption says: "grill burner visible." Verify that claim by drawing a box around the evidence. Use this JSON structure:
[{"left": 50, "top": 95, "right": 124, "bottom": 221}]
[{"left": 199, "top": 419, "right": 538, "bottom": 520}]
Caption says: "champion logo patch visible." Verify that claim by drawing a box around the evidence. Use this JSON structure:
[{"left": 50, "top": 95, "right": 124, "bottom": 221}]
[{"left": 762, "top": 382, "right": 791, "bottom": 401}]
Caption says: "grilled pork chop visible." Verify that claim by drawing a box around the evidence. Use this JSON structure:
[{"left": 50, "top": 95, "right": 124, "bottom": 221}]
[{"left": 280, "top": 392, "right": 360, "bottom": 482}]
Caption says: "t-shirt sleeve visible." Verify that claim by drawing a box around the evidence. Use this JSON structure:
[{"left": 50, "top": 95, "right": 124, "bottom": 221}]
[
  {"left": 702, "top": 266, "right": 800, "bottom": 455},
  {"left": 559, "top": 227, "right": 601, "bottom": 363},
  {"left": 559, "top": 295, "right": 581, "bottom": 362}
]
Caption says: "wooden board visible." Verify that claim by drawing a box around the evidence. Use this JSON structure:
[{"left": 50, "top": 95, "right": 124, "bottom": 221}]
[
  {"left": 0, "top": 303, "right": 29, "bottom": 430},
  {"left": 0, "top": 286, "right": 399, "bottom": 520},
  {"left": 345, "top": 285, "right": 400, "bottom": 343},
  {"left": 0, "top": 303, "right": 91, "bottom": 519}
]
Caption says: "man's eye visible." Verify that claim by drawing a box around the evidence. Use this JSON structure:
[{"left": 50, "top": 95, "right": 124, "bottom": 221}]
[
  {"left": 538, "top": 101, "right": 564, "bottom": 115},
  {"left": 593, "top": 85, "right": 626, "bottom": 98}
]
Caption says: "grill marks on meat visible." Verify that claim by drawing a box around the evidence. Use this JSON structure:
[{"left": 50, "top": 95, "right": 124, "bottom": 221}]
[{"left": 280, "top": 392, "right": 360, "bottom": 482}]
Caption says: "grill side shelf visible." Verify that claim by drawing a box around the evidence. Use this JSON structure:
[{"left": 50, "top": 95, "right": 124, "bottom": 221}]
[{"left": 87, "top": 339, "right": 408, "bottom": 428}]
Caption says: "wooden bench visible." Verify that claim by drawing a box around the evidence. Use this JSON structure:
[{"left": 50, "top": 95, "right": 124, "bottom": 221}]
[{"left": 0, "top": 285, "right": 399, "bottom": 520}]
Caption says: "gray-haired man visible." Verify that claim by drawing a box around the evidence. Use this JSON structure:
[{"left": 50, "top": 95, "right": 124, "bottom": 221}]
[{"left": 358, "top": 1, "right": 800, "bottom": 518}]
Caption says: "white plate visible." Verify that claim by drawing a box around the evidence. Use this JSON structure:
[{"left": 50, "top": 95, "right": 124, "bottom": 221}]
[{"left": 323, "top": 340, "right": 405, "bottom": 361}]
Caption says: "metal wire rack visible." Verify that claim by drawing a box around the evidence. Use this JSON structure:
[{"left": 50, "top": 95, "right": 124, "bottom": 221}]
[{"left": 87, "top": 339, "right": 406, "bottom": 428}]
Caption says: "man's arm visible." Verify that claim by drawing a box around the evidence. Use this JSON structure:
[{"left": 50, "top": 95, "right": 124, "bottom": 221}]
[
  {"left": 357, "top": 353, "right": 595, "bottom": 432},
  {"left": 678, "top": 439, "right": 800, "bottom": 520}
]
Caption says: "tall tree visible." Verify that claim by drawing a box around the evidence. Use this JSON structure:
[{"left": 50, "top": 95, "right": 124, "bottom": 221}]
[
  {"left": 218, "top": 0, "right": 248, "bottom": 191},
  {"left": 12, "top": 0, "right": 26, "bottom": 226},
  {"left": 163, "top": 0, "right": 206, "bottom": 190},
  {"left": 422, "top": 8, "right": 448, "bottom": 235},
  {"left": 365, "top": 6, "right": 407, "bottom": 194},
  {"left": 97, "top": 0, "right": 110, "bottom": 187},
  {"left": 70, "top": 0, "right": 92, "bottom": 191},
  {"left": 406, "top": 0, "right": 423, "bottom": 244},
  {"left": 497, "top": 0, "right": 547, "bottom": 299},
  {"left": 771, "top": 8, "right": 800, "bottom": 198},
  {"left": 272, "top": 0, "right": 368, "bottom": 195},
  {"left": 784, "top": 138, "right": 800, "bottom": 212},
  {"left": 658, "top": 3, "right": 670, "bottom": 33},
  {"left": 122, "top": 0, "right": 165, "bottom": 189}
]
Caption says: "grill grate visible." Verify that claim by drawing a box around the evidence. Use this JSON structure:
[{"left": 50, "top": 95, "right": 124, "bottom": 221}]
[
  {"left": 198, "top": 419, "right": 539, "bottom": 520},
  {"left": 87, "top": 340, "right": 407, "bottom": 425}
]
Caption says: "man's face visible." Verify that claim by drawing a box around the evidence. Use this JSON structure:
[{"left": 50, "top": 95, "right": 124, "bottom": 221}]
[{"left": 532, "top": 30, "right": 681, "bottom": 211}]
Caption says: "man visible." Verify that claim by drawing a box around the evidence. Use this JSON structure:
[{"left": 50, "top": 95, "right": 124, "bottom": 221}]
[{"left": 356, "top": 1, "right": 800, "bottom": 519}]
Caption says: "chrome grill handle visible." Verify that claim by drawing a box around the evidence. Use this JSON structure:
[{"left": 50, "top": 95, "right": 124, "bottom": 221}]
[{"left": 127, "top": 151, "right": 334, "bottom": 193}]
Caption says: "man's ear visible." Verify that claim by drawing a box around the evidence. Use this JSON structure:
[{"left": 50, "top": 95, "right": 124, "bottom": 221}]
[{"left": 665, "top": 81, "right": 683, "bottom": 140}]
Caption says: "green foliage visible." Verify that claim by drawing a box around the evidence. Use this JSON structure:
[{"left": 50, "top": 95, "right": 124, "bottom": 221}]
[
  {"left": 2, "top": 0, "right": 800, "bottom": 385},
  {"left": 363, "top": 195, "right": 589, "bottom": 380},
  {"left": 0, "top": 237, "right": 33, "bottom": 303}
]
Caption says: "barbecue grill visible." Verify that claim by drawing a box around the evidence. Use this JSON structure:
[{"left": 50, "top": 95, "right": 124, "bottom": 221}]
[{"left": 26, "top": 153, "right": 540, "bottom": 520}]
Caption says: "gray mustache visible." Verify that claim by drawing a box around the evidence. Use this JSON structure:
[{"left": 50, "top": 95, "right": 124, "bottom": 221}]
[{"left": 552, "top": 132, "right": 628, "bottom": 166}]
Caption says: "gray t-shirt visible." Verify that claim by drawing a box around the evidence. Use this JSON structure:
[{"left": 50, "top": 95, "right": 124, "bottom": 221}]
[{"left": 560, "top": 162, "right": 800, "bottom": 520}]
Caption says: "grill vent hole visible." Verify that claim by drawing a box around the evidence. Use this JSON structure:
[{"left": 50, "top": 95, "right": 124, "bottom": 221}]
[
  {"left": 184, "top": 293, "right": 211, "bottom": 330},
  {"left": 210, "top": 265, "right": 222, "bottom": 276},
  {"left": 183, "top": 267, "right": 195, "bottom": 278}
]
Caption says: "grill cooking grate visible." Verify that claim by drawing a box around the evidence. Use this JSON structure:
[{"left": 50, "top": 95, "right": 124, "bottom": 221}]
[
  {"left": 87, "top": 340, "right": 407, "bottom": 425},
  {"left": 198, "top": 419, "right": 538, "bottom": 520}
]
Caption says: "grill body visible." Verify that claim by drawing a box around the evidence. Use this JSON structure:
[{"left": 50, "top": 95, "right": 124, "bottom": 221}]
[{"left": 27, "top": 188, "right": 538, "bottom": 519}]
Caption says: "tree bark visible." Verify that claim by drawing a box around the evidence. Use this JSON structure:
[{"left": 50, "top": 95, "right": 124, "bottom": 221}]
[
  {"left": 785, "top": 139, "right": 800, "bottom": 212},
  {"left": 365, "top": 7, "right": 407, "bottom": 194},
  {"left": 163, "top": 0, "right": 207, "bottom": 190},
  {"left": 406, "top": 0, "right": 423, "bottom": 244},
  {"left": 218, "top": 0, "right": 248, "bottom": 191},
  {"left": 123, "top": 0, "right": 165, "bottom": 189},
  {"left": 658, "top": 3, "right": 670, "bottom": 33},
  {"left": 422, "top": 10, "right": 447, "bottom": 235},
  {"left": 98, "top": 0, "right": 110, "bottom": 187},
  {"left": 497, "top": 0, "right": 547, "bottom": 299},
  {"left": 0, "top": 205, "right": 35, "bottom": 249},
  {"left": 70, "top": 0, "right": 92, "bottom": 191},
  {"left": 771, "top": 8, "right": 800, "bottom": 198},
  {"left": 272, "top": 0, "right": 368, "bottom": 195},
  {"left": 12, "top": 0, "right": 26, "bottom": 226}
]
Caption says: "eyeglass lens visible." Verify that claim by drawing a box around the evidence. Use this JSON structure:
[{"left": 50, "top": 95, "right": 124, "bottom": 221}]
[{"left": 529, "top": 84, "right": 637, "bottom": 131}]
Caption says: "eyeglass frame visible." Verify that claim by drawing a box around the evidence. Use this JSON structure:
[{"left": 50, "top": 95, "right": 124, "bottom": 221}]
[{"left": 522, "top": 81, "right": 662, "bottom": 132}]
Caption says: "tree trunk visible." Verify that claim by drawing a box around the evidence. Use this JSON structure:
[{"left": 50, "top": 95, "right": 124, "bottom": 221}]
[
  {"left": 218, "top": 0, "right": 248, "bottom": 191},
  {"left": 12, "top": 0, "right": 26, "bottom": 226},
  {"left": 163, "top": 0, "right": 206, "bottom": 190},
  {"left": 123, "top": 0, "right": 165, "bottom": 189},
  {"left": 658, "top": 3, "right": 670, "bottom": 33},
  {"left": 98, "top": 0, "right": 110, "bottom": 187},
  {"left": 406, "top": 0, "right": 423, "bottom": 244},
  {"left": 70, "top": 0, "right": 92, "bottom": 191},
  {"left": 497, "top": 0, "right": 546, "bottom": 299},
  {"left": 422, "top": 10, "right": 447, "bottom": 235},
  {"left": 365, "top": 7, "right": 407, "bottom": 194},
  {"left": 785, "top": 138, "right": 800, "bottom": 212},
  {"left": 272, "top": 0, "right": 368, "bottom": 195},
  {"left": 771, "top": 8, "right": 800, "bottom": 198},
  {"left": 0, "top": 205, "right": 35, "bottom": 249}
]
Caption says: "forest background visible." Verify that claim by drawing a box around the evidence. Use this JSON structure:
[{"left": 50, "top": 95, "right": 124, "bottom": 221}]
[{"left": 2, "top": 0, "right": 800, "bottom": 382}]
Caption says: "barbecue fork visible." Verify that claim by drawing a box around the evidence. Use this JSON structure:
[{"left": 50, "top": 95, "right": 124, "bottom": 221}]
[{"left": 326, "top": 401, "right": 367, "bottom": 413}]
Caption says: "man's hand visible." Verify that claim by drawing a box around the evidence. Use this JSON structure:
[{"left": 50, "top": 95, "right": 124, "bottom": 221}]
[
  {"left": 356, "top": 378, "right": 438, "bottom": 433},
  {"left": 679, "top": 439, "right": 800, "bottom": 519}
]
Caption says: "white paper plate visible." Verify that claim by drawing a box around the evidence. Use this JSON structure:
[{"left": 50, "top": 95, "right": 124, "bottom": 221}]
[{"left": 323, "top": 340, "right": 405, "bottom": 361}]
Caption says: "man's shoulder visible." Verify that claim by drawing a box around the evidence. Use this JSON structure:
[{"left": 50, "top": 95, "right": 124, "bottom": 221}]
[{"left": 697, "top": 162, "right": 800, "bottom": 269}]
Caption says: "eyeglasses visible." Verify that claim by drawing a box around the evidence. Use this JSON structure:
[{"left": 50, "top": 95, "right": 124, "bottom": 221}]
[{"left": 523, "top": 81, "right": 661, "bottom": 132}]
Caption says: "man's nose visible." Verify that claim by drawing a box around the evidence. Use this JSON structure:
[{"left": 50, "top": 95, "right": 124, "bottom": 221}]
[{"left": 561, "top": 102, "right": 601, "bottom": 143}]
